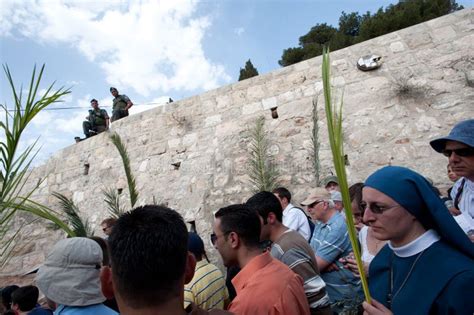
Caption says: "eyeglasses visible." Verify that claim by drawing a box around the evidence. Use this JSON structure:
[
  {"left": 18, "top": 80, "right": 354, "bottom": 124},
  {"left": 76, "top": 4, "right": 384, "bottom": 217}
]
[
  {"left": 442, "top": 147, "right": 474, "bottom": 157},
  {"left": 364, "top": 203, "right": 400, "bottom": 214}
]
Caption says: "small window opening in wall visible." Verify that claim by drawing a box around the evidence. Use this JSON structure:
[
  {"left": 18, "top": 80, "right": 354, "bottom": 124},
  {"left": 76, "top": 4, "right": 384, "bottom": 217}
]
[
  {"left": 344, "top": 154, "right": 350, "bottom": 166},
  {"left": 171, "top": 161, "right": 181, "bottom": 170},
  {"left": 270, "top": 107, "right": 279, "bottom": 119},
  {"left": 83, "top": 163, "right": 90, "bottom": 175},
  {"left": 117, "top": 188, "right": 123, "bottom": 195},
  {"left": 188, "top": 220, "right": 196, "bottom": 233}
]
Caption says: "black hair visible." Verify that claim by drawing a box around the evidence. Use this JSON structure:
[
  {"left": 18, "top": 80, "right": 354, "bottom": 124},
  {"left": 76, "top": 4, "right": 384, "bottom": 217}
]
[
  {"left": 108, "top": 205, "right": 188, "bottom": 309},
  {"left": 1, "top": 285, "right": 19, "bottom": 310},
  {"left": 90, "top": 99, "right": 98, "bottom": 103},
  {"left": 214, "top": 204, "right": 261, "bottom": 248},
  {"left": 11, "top": 285, "right": 38, "bottom": 312},
  {"left": 246, "top": 191, "right": 283, "bottom": 223},
  {"left": 349, "top": 182, "right": 365, "bottom": 215},
  {"left": 89, "top": 236, "right": 109, "bottom": 266},
  {"left": 272, "top": 187, "right": 291, "bottom": 203}
]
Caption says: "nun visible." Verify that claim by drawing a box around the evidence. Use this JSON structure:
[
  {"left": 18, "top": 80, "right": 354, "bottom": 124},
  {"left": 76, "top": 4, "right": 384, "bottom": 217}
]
[{"left": 361, "top": 166, "right": 474, "bottom": 315}]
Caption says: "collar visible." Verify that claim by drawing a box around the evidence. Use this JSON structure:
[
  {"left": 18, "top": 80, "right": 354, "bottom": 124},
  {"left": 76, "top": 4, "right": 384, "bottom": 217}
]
[
  {"left": 283, "top": 203, "right": 294, "bottom": 214},
  {"left": 389, "top": 229, "right": 440, "bottom": 257},
  {"left": 231, "top": 252, "right": 273, "bottom": 293}
]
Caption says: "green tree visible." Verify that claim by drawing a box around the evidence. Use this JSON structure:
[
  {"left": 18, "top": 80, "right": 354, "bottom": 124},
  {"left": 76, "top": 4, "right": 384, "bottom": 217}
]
[
  {"left": 238, "top": 59, "right": 259, "bottom": 81},
  {"left": 279, "top": 0, "right": 463, "bottom": 67}
]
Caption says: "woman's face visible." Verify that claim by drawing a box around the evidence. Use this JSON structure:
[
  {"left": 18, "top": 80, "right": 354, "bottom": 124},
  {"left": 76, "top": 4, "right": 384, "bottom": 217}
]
[
  {"left": 362, "top": 187, "right": 418, "bottom": 246},
  {"left": 351, "top": 200, "right": 365, "bottom": 231},
  {"left": 447, "top": 165, "right": 460, "bottom": 182}
]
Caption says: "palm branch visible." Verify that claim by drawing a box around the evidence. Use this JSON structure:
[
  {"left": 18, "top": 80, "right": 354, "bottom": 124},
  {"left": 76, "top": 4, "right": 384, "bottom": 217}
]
[
  {"left": 109, "top": 132, "right": 139, "bottom": 208},
  {"left": 0, "top": 65, "right": 73, "bottom": 265},
  {"left": 102, "top": 187, "right": 124, "bottom": 218},
  {"left": 247, "top": 116, "right": 279, "bottom": 192},
  {"left": 52, "top": 192, "right": 93, "bottom": 237}
]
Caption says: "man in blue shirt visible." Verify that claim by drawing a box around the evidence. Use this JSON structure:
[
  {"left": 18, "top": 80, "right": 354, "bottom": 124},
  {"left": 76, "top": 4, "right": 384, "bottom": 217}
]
[{"left": 302, "top": 188, "right": 363, "bottom": 313}]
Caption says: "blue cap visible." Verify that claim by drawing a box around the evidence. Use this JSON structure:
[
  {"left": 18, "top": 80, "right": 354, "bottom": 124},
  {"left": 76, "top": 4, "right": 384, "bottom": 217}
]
[
  {"left": 430, "top": 119, "right": 474, "bottom": 152},
  {"left": 188, "top": 232, "right": 205, "bottom": 257}
]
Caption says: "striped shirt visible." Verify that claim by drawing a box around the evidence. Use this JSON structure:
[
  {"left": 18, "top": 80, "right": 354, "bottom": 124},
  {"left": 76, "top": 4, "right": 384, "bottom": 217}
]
[
  {"left": 271, "top": 230, "right": 331, "bottom": 311},
  {"left": 451, "top": 177, "right": 474, "bottom": 231},
  {"left": 184, "top": 260, "right": 229, "bottom": 310}
]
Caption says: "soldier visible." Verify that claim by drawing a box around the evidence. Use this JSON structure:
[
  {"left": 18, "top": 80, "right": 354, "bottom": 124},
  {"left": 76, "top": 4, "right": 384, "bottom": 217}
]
[
  {"left": 110, "top": 87, "right": 133, "bottom": 122},
  {"left": 82, "top": 99, "right": 109, "bottom": 138}
]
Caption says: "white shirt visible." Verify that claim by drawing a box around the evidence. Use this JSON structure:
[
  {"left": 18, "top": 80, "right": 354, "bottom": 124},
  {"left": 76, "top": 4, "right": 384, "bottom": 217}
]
[
  {"left": 450, "top": 177, "right": 474, "bottom": 232},
  {"left": 282, "top": 203, "right": 311, "bottom": 241}
]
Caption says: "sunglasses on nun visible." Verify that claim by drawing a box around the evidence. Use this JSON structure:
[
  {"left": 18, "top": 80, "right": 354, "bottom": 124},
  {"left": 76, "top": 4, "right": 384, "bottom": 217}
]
[{"left": 442, "top": 147, "right": 474, "bottom": 157}]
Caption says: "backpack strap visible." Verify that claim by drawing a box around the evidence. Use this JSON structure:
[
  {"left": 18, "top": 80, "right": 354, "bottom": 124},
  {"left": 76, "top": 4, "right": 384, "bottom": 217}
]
[{"left": 454, "top": 178, "right": 466, "bottom": 210}]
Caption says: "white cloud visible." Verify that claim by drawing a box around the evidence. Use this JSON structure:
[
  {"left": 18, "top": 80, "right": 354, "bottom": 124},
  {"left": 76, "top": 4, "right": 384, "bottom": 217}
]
[
  {"left": 234, "top": 27, "right": 245, "bottom": 36},
  {"left": 0, "top": 0, "right": 231, "bottom": 97}
]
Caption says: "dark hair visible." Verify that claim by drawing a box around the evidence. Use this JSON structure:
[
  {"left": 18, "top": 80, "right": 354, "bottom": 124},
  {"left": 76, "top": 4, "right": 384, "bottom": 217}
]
[
  {"left": 349, "top": 183, "right": 365, "bottom": 215},
  {"left": 108, "top": 205, "right": 188, "bottom": 309},
  {"left": 272, "top": 187, "right": 291, "bottom": 203},
  {"left": 1, "top": 285, "right": 19, "bottom": 310},
  {"left": 90, "top": 99, "right": 98, "bottom": 103},
  {"left": 246, "top": 191, "right": 283, "bottom": 223},
  {"left": 89, "top": 236, "right": 109, "bottom": 266},
  {"left": 101, "top": 217, "right": 117, "bottom": 227},
  {"left": 11, "top": 285, "right": 38, "bottom": 312},
  {"left": 214, "top": 204, "right": 261, "bottom": 248}
]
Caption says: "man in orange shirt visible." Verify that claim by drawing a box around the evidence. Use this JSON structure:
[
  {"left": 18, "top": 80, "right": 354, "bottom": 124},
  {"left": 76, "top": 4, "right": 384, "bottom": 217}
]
[{"left": 213, "top": 204, "right": 310, "bottom": 315}]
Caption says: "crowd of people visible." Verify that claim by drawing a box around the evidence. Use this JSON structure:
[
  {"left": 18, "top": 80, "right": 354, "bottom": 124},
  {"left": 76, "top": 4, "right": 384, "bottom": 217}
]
[{"left": 1, "top": 119, "right": 474, "bottom": 315}]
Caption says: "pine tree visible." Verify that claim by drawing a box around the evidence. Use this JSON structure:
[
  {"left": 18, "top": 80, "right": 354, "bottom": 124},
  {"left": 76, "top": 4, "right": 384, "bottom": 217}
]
[{"left": 238, "top": 59, "right": 259, "bottom": 81}]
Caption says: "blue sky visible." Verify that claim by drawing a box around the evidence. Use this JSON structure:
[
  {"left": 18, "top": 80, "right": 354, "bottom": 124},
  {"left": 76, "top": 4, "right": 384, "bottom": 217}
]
[{"left": 0, "top": 0, "right": 471, "bottom": 164}]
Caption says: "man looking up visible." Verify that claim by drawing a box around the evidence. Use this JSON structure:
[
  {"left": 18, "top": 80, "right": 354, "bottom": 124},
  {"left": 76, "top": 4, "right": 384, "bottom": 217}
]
[
  {"left": 110, "top": 87, "right": 133, "bottom": 122},
  {"left": 302, "top": 188, "right": 363, "bottom": 313},
  {"left": 213, "top": 204, "right": 310, "bottom": 315},
  {"left": 101, "top": 205, "right": 230, "bottom": 315},
  {"left": 82, "top": 99, "right": 109, "bottom": 138},
  {"left": 430, "top": 119, "right": 474, "bottom": 234},
  {"left": 273, "top": 187, "right": 311, "bottom": 241},
  {"left": 246, "top": 192, "right": 331, "bottom": 315}
]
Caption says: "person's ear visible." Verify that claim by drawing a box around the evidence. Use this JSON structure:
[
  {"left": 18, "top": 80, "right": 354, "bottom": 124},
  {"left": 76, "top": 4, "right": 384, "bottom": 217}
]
[
  {"left": 268, "top": 212, "right": 277, "bottom": 224},
  {"left": 229, "top": 231, "right": 239, "bottom": 249},
  {"left": 184, "top": 252, "right": 197, "bottom": 284},
  {"left": 100, "top": 266, "right": 115, "bottom": 299},
  {"left": 12, "top": 303, "right": 19, "bottom": 311}
]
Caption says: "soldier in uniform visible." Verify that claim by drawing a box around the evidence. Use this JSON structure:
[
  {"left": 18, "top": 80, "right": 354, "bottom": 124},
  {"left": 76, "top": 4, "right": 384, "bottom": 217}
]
[
  {"left": 82, "top": 98, "right": 109, "bottom": 138},
  {"left": 110, "top": 87, "right": 133, "bottom": 122}
]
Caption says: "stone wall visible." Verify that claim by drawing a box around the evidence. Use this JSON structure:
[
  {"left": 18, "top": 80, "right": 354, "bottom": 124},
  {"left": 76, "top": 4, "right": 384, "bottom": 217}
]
[{"left": 1, "top": 8, "right": 473, "bottom": 280}]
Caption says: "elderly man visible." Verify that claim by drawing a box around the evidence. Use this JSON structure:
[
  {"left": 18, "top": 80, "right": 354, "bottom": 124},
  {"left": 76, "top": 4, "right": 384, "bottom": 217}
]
[
  {"left": 430, "top": 119, "right": 474, "bottom": 234},
  {"left": 110, "top": 87, "right": 133, "bottom": 122},
  {"left": 302, "top": 188, "right": 363, "bottom": 313}
]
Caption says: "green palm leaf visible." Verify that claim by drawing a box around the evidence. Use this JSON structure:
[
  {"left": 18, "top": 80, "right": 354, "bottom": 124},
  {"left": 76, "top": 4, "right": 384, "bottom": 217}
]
[{"left": 52, "top": 192, "right": 93, "bottom": 237}]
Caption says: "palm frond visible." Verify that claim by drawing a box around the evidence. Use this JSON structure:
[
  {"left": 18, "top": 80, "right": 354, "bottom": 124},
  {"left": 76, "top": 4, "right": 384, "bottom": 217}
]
[
  {"left": 0, "top": 64, "right": 71, "bottom": 266},
  {"left": 102, "top": 187, "right": 124, "bottom": 218},
  {"left": 321, "top": 47, "right": 371, "bottom": 303},
  {"left": 311, "top": 97, "right": 321, "bottom": 186},
  {"left": 109, "top": 132, "right": 139, "bottom": 208},
  {"left": 52, "top": 192, "right": 93, "bottom": 237},
  {"left": 247, "top": 116, "right": 279, "bottom": 192}
]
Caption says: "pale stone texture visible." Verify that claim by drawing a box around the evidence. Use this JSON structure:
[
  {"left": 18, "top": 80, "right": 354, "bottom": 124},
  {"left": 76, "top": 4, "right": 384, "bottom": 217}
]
[{"left": 2, "top": 9, "right": 474, "bottom": 280}]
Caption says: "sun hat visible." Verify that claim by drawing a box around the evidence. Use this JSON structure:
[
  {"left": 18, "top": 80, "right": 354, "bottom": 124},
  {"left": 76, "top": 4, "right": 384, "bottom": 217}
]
[
  {"left": 321, "top": 175, "right": 339, "bottom": 187},
  {"left": 36, "top": 238, "right": 105, "bottom": 306},
  {"left": 430, "top": 119, "right": 474, "bottom": 152},
  {"left": 301, "top": 188, "right": 331, "bottom": 206},
  {"left": 330, "top": 191, "right": 343, "bottom": 202}
]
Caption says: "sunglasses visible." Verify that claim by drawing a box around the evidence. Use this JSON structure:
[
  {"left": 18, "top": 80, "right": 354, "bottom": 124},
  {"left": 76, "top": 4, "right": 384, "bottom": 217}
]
[
  {"left": 210, "top": 232, "right": 230, "bottom": 246},
  {"left": 442, "top": 147, "right": 474, "bottom": 157},
  {"left": 363, "top": 202, "right": 400, "bottom": 214}
]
